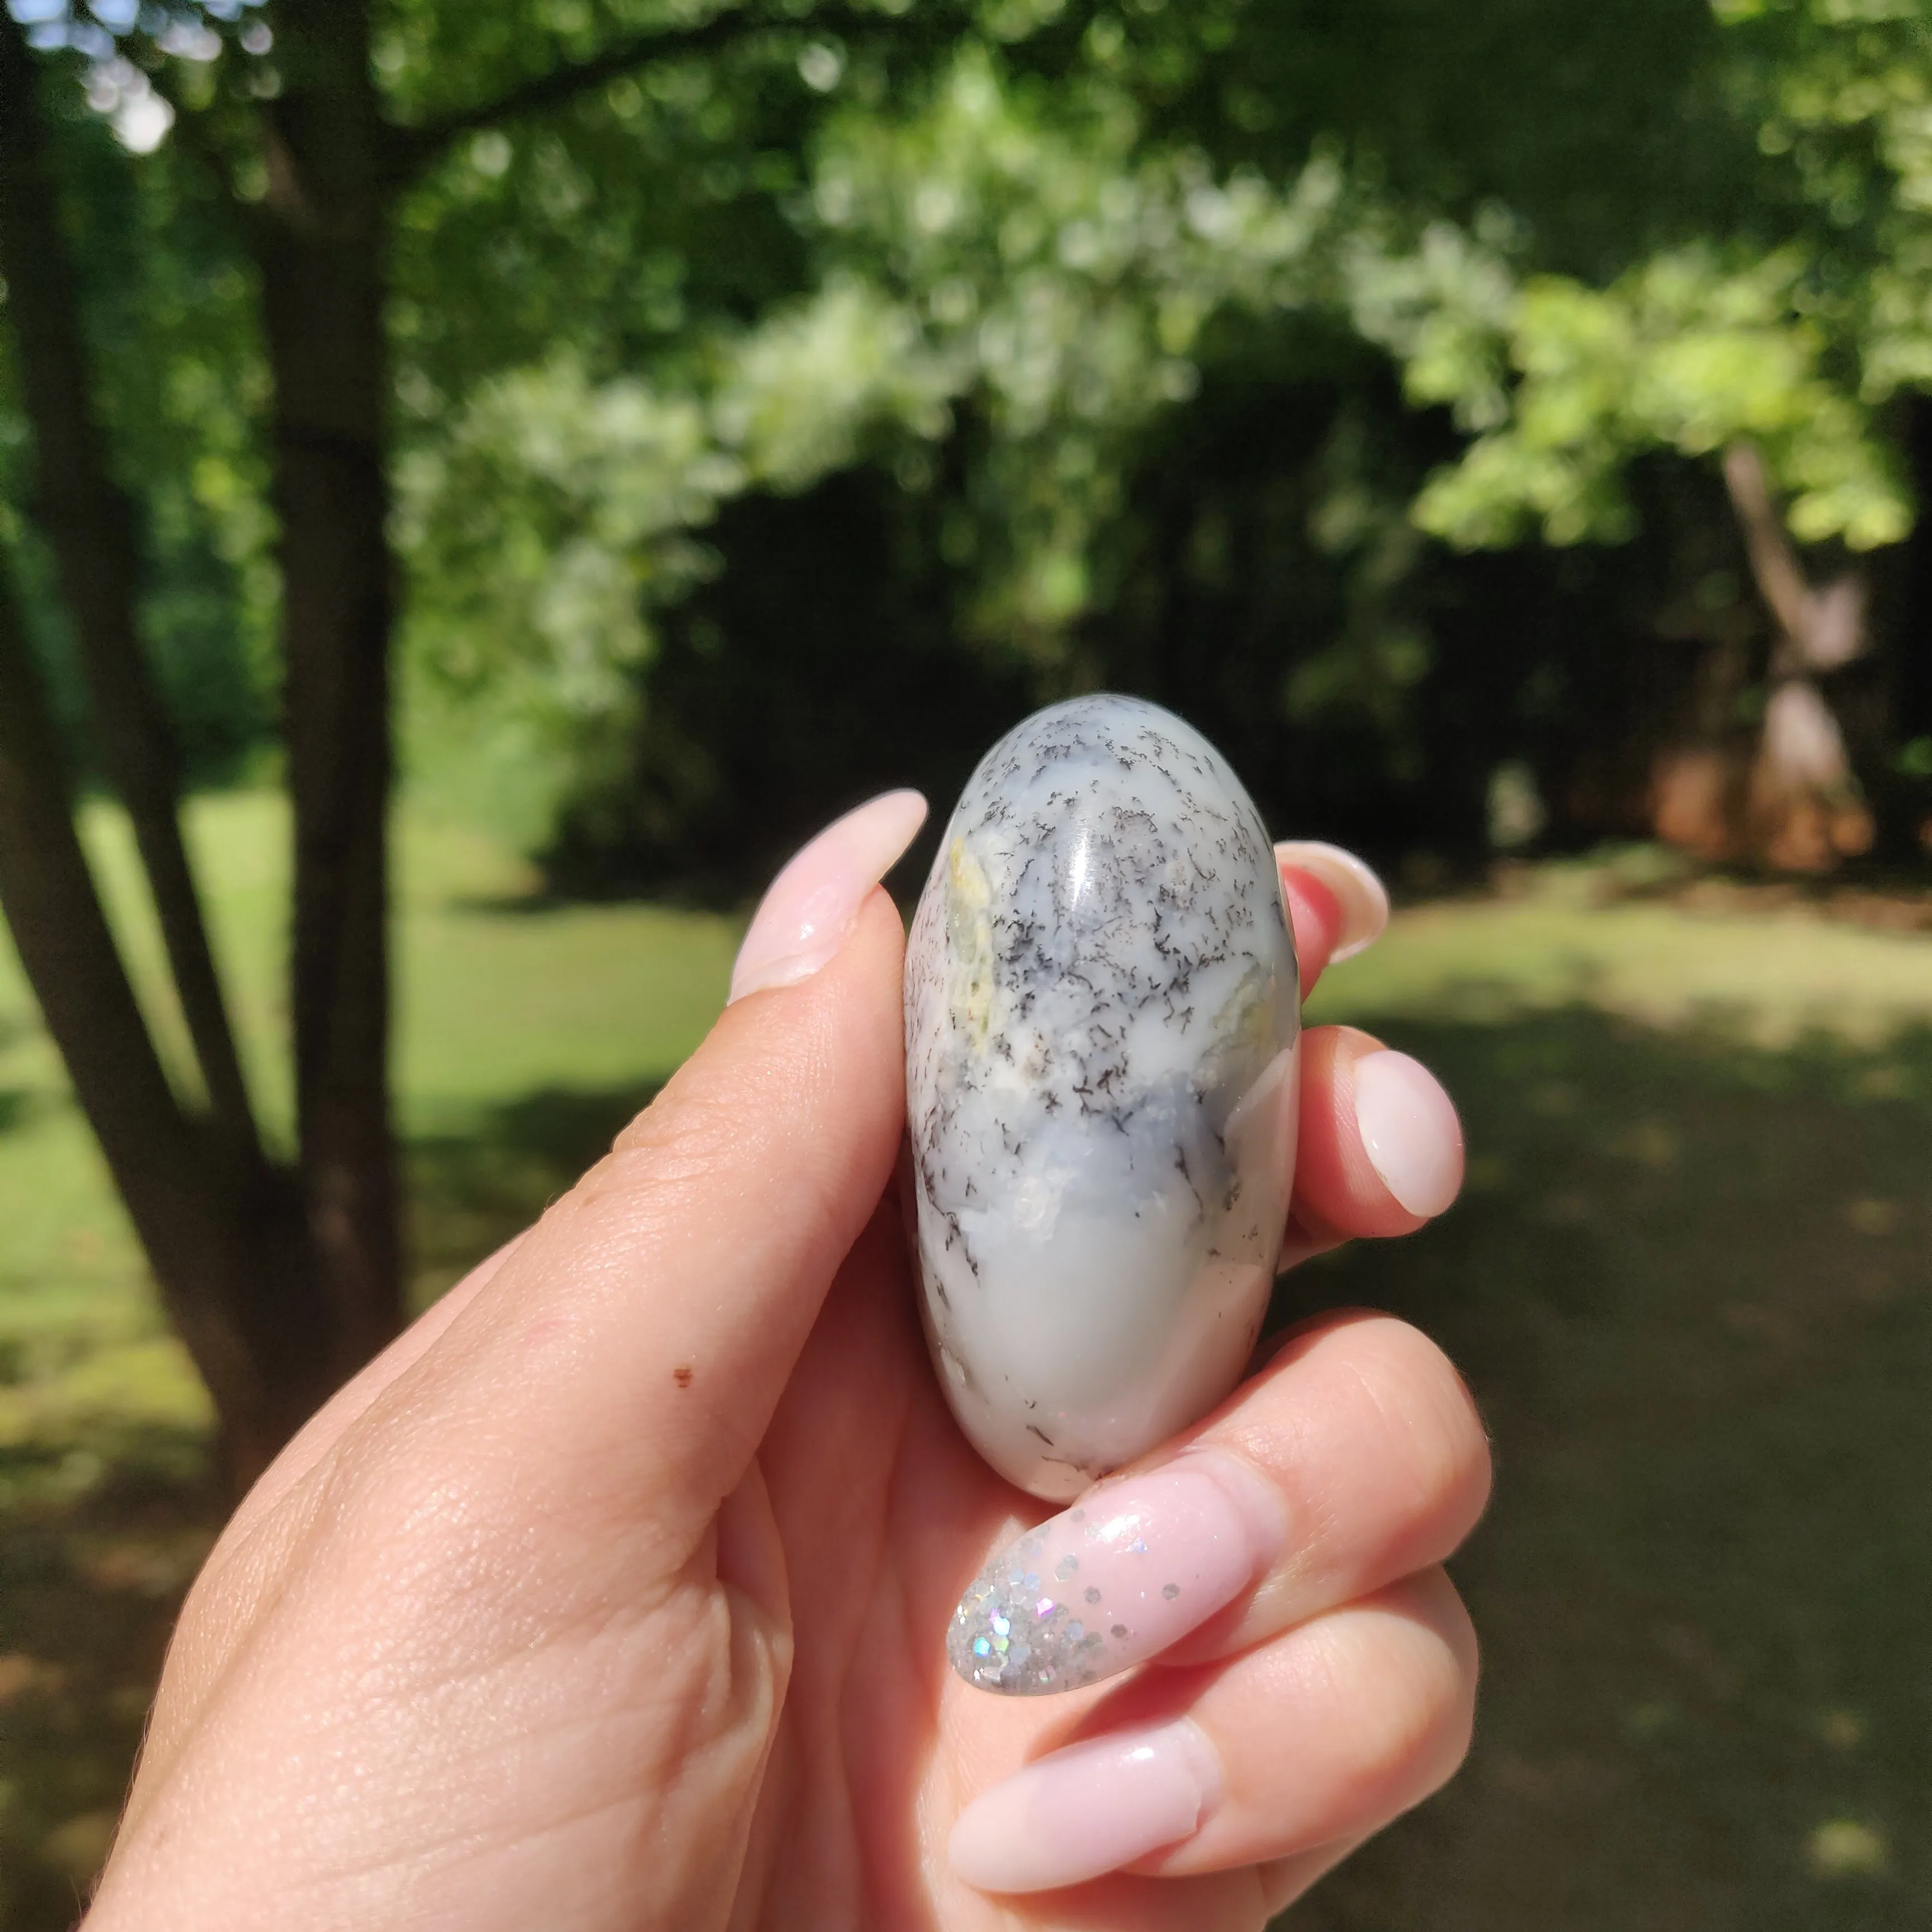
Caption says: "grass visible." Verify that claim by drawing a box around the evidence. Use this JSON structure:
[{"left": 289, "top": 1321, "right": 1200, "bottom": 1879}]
[
  {"left": 1288, "top": 868, "right": 1932, "bottom": 1929},
  {"left": 1284, "top": 1015, "right": 1932, "bottom": 1930},
  {"left": 1, "top": 799, "right": 1930, "bottom": 1927}
]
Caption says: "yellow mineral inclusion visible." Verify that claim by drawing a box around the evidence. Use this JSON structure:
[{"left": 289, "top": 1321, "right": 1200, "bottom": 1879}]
[
  {"left": 946, "top": 836, "right": 996, "bottom": 1052},
  {"left": 1201, "top": 961, "right": 1276, "bottom": 1087}
]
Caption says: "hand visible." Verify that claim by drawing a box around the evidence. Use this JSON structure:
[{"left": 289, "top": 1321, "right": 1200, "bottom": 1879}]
[{"left": 86, "top": 797, "right": 1485, "bottom": 1932}]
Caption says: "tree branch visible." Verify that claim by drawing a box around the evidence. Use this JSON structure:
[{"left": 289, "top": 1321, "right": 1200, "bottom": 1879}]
[
  {"left": 386, "top": 6, "right": 882, "bottom": 185},
  {"left": 1721, "top": 439, "right": 1869, "bottom": 678},
  {"left": 0, "top": 547, "right": 325, "bottom": 1493},
  {"left": 1722, "top": 440, "right": 1811, "bottom": 646},
  {"left": 0, "top": 560, "right": 196, "bottom": 1180},
  {"left": 389, "top": 11, "right": 749, "bottom": 180},
  {"left": 0, "top": 550, "right": 267, "bottom": 1396}
]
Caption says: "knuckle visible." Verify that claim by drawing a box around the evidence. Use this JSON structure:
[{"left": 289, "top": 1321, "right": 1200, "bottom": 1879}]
[
  {"left": 1352, "top": 1320, "right": 1492, "bottom": 1530},
  {"left": 1359, "top": 1570, "right": 1480, "bottom": 1792},
  {"left": 1352, "top": 1608, "right": 1467, "bottom": 1771}
]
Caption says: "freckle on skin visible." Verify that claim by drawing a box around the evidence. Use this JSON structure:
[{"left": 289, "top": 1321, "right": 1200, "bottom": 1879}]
[{"left": 674, "top": 1366, "right": 693, "bottom": 1388}]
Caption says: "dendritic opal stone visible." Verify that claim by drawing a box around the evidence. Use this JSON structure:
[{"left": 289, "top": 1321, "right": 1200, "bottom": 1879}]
[{"left": 903, "top": 695, "right": 1299, "bottom": 1501}]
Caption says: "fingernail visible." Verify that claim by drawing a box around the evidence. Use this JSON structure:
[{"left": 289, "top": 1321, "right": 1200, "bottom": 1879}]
[
  {"left": 728, "top": 790, "right": 927, "bottom": 1003},
  {"left": 1272, "top": 841, "right": 1389, "bottom": 962},
  {"left": 1353, "top": 1049, "right": 1464, "bottom": 1218},
  {"left": 949, "top": 1717, "right": 1221, "bottom": 1894},
  {"left": 948, "top": 1452, "right": 1286, "bottom": 1696}
]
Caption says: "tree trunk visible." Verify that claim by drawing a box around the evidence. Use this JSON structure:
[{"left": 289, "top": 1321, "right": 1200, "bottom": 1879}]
[
  {"left": 1, "top": 7, "right": 402, "bottom": 1483},
  {"left": 0, "top": 18, "right": 260, "bottom": 1157},
  {"left": 257, "top": 0, "right": 402, "bottom": 1386},
  {"left": 0, "top": 16, "right": 340, "bottom": 1490},
  {"left": 0, "top": 560, "right": 321, "bottom": 1491},
  {"left": 0, "top": 4, "right": 736, "bottom": 1488}
]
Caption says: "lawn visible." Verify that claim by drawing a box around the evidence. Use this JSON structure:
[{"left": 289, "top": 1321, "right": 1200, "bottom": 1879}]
[{"left": 1, "top": 797, "right": 1929, "bottom": 1929}]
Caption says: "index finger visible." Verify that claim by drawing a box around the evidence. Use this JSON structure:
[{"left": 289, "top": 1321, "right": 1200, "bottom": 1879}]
[{"left": 324, "top": 798, "right": 924, "bottom": 1555}]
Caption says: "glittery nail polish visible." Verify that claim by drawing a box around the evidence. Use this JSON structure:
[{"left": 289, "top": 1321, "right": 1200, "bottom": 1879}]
[{"left": 948, "top": 1453, "right": 1285, "bottom": 1695}]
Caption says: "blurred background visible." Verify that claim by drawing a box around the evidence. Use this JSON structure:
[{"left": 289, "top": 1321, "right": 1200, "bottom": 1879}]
[{"left": 1, "top": 0, "right": 1930, "bottom": 1924}]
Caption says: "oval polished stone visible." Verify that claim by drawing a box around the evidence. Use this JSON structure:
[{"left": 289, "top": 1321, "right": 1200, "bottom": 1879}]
[{"left": 904, "top": 694, "right": 1299, "bottom": 1500}]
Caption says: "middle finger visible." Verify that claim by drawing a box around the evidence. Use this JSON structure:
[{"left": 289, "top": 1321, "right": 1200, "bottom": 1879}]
[{"left": 1285, "top": 1025, "right": 1465, "bottom": 1266}]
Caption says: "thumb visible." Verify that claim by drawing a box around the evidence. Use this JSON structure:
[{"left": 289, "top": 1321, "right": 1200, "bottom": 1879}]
[{"left": 360, "top": 790, "right": 926, "bottom": 1547}]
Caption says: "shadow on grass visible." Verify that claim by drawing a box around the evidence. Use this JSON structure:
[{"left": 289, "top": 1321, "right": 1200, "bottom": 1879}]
[
  {"left": 1273, "top": 1009, "right": 1932, "bottom": 1932},
  {"left": 4, "top": 1017, "right": 1931, "bottom": 1928},
  {"left": 0, "top": 1427, "right": 218, "bottom": 1928}
]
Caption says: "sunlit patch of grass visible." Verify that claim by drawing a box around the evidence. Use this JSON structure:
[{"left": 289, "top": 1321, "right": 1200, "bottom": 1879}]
[
  {"left": 1310, "top": 876, "right": 1932, "bottom": 1054},
  {"left": 1808, "top": 1819, "right": 1891, "bottom": 1880}
]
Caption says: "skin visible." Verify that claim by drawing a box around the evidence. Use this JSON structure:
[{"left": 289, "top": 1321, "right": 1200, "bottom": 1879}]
[{"left": 84, "top": 862, "right": 1489, "bottom": 1932}]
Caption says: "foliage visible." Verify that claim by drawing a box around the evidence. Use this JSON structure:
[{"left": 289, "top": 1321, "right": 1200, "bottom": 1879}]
[
  {"left": 397, "top": 47, "right": 1367, "bottom": 716},
  {"left": 1, "top": 25, "right": 271, "bottom": 784},
  {"left": 1394, "top": 0, "right": 1932, "bottom": 551},
  {"left": 11, "top": 0, "right": 1932, "bottom": 864},
  {"left": 383, "top": 1, "right": 1932, "bottom": 872},
  {"left": 1405, "top": 247, "right": 1911, "bottom": 550}
]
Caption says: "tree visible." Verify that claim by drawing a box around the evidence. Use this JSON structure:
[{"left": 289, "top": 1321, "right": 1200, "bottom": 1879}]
[
  {"left": 0, "top": 0, "right": 929, "bottom": 1488},
  {"left": 7, "top": 0, "right": 1931, "bottom": 1490},
  {"left": 387, "top": 0, "right": 1919, "bottom": 880},
  {"left": 1349, "top": 0, "right": 1932, "bottom": 860}
]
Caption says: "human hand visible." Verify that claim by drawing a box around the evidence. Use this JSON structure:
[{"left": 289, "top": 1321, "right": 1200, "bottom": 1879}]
[{"left": 86, "top": 795, "right": 1485, "bottom": 1932}]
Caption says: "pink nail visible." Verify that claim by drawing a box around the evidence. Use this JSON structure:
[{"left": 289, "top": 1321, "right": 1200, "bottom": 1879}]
[
  {"left": 1272, "top": 841, "right": 1389, "bottom": 960},
  {"left": 948, "top": 1452, "right": 1285, "bottom": 1696},
  {"left": 727, "top": 790, "right": 927, "bottom": 1003},
  {"left": 1353, "top": 1049, "right": 1464, "bottom": 1218},
  {"left": 949, "top": 1717, "right": 1221, "bottom": 1894}
]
